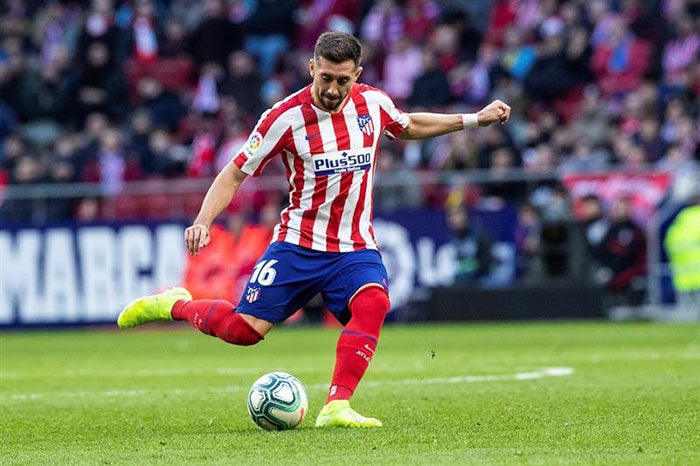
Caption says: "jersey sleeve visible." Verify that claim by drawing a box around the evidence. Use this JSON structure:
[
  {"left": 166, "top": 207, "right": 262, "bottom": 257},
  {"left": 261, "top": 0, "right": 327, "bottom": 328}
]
[
  {"left": 232, "top": 107, "right": 291, "bottom": 177},
  {"left": 382, "top": 105, "right": 409, "bottom": 140},
  {"left": 365, "top": 87, "right": 410, "bottom": 140}
]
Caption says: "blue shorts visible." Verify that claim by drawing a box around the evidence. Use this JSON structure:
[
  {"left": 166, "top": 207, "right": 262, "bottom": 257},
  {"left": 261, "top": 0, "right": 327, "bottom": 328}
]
[{"left": 235, "top": 241, "right": 389, "bottom": 324}]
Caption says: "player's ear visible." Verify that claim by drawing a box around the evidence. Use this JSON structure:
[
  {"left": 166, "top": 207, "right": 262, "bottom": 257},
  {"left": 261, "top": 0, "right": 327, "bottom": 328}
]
[
  {"left": 309, "top": 58, "right": 315, "bottom": 77},
  {"left": 354, "top": 66, "right": 363, "bottom": 81}
]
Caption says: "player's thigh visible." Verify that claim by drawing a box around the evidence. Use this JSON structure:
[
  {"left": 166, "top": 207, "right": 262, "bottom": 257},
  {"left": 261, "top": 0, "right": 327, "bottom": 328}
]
[
  {"left": 321, "top": 249, "right": 389, "bottom": 323},
  {"left": 235, "top": 242, "right": 324, "bottom": 323}
]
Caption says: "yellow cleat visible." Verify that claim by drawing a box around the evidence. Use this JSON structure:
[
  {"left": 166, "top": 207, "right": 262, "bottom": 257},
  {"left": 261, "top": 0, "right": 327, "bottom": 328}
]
[
  {"left": 117, "top": 287, "right": 191, "bottom": 329},
  {"left": 315, "top": 400, "right": 383, "bottom": 428}
]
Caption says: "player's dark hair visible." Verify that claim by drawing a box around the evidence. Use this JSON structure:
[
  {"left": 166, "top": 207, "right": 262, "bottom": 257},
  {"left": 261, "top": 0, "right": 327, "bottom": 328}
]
[{"left": 313, "top": 31, "right": 362, "bottom": 68}]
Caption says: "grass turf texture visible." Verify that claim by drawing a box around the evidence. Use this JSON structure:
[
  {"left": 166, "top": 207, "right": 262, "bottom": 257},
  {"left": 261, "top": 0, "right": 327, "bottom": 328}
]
[{"left": 1, "top": 322, "right": 699, "bottom": 465}]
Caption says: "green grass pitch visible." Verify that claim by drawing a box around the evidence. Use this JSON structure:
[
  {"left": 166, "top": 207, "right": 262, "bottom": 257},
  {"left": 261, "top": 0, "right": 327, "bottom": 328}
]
[{"left": 1, "top": 321, "right": 699, "bottom": 465}]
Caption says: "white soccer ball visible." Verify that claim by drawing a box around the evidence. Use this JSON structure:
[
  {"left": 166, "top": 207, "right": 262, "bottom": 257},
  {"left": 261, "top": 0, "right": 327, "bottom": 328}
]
[{"left": 247, "top": 371, "right": 308, "bottom": 431}]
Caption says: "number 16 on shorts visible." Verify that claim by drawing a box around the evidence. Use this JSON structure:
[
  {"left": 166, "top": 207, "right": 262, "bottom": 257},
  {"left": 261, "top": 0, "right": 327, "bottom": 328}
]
[
  {"left": 251, "top": 260, "right": 278, "bottom": 286},
  {"left": 245, "top": 260, "right": 277, "bottom": 304}
]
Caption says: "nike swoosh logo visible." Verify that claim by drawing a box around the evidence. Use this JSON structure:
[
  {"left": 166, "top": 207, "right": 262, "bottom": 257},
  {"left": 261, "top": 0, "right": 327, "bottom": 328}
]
[
  {"left": 364, "top": 344, "right": 375, "bottom": 355},
  {"left": 305, "top": 132, "right": 320, "bottom": 141}
]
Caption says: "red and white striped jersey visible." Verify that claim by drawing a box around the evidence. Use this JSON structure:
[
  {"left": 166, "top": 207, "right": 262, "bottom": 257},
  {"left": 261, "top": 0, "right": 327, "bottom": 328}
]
[{"left": 233, "top": 83, "right": 409, "bottom": 252}]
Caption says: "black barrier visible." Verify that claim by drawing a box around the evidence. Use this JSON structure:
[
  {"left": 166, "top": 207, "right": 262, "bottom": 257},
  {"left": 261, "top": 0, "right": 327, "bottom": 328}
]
[{"left": 427, "top": 282, "right": 605, "bottom": 321}]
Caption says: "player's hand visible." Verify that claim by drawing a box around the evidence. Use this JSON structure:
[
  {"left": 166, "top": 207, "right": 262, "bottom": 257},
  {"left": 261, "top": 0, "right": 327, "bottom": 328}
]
[
  {"left": 184, "top": 223, "right": 210, "bottom": 255},
  {"left": 477, "top": 100, "right": 511, "bottom": 126}
]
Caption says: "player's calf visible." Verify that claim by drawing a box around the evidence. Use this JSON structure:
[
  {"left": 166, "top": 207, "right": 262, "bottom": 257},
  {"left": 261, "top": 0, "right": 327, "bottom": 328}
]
[{"left": 171, "top": 299, "right": 265, "bottom": 346}]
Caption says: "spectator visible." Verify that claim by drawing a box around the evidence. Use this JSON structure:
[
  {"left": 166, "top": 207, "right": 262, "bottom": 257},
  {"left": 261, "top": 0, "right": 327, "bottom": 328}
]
[
  {"left": 513, "top": 201, "right": 542, "bottom": 282},
  {"left": 159, "top": 16, "right": 189, "bottom": 59},
  {"left": 594, "top": 197, "right": 647, "bottom": 305},
  {"left": 0, "top": 35, "right": 32, "bottom": 115},
  {"left": 483, "top": 146, "right": 526, "bottom": 202},
  {"left": 374, "top": 148, "right": 424, "bottom": 211},
  {"left": 215, "top": 120, "right": 248, "bottom": 173},
  {"left": 408, "top": 49, "right": 451, "bottom": 108},
  {"left": 221, "top": 51, "right": 264, "bottom": 117},
  {"left": 187, "top": 112, "right": 220, "bottom": 178},
  {"left": 76, "top": 41, "right": 127, "bottom": 122},
  {"left": 188, "top": 0, "right": 243, "bottom": 67},
  {"left": 76, "top": 0, "right": 124, "bottom": 62},
  {"left": 382, "top": 37, "right": 423, "bottom": 103},
  {"left": 16, "top": 45, "right": 80, "bottom": 125},
  {"left": 591, "top": 15, "right": 650, "bottom": 96},
  {"left": 192, "top": 62, "right": 224, "bottom": 114},
  {"left": 578, "top": 193, "right": 609, "bottom": 278},
  {"left": 559, "top": 138, "right": 609, "bottom": 174},
  {"left": 135, "top": 77, "right": 187, "bottom": 131},
  {"left": 446, "top": 207, "right": 493, "bottom": 285},
  {"left": 662, "top": 14, "right": 699, "bottom": 89},
  {"left": 143, "top": 128, "right": 187, "bottom": 177},
  {"left": 82, "top": 127, "right": 141, "bottom": 194},
  {"left": 125, "top": 0, "right": 162, "bottom": 63},
  {"left": 360, "top": 0, "right": 404, "bottom": 52},
  {"left": 442, "top": 6, "right": 482, "bottom": 62},
  {"left": 243, "top": 0, "right": 297, "bottom": 78},
  {"left": 664, "top": 195, "right": 700, "bottom": 315},
  {"left": 297, "top": 0, "right": 361, "bottom": 50},
  {"left": 1, "top": 133, "right": 26, "bottom": 175},
  {"left": 46, "top": 158, "right": 78, "bottom": 222},
  {"left": 438, "top": 130, "right": 479, "bottom": 171},
  {"left": 0, "top": 155, "right": 46, "bottom": 223},
  {"left": 524, "top": 20, "right": 580, "bottom": 102}
]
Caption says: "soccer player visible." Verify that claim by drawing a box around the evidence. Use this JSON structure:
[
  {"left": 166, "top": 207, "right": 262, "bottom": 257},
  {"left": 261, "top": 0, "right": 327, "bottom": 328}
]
[{"left": 118, "top": 31, "right": 510, "bottom": 428}]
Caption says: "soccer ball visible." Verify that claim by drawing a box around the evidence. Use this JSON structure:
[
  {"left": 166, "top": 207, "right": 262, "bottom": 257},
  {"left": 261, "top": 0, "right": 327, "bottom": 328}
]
[{"left": 247, "top": 371, "right": 308, "bottom": 431}]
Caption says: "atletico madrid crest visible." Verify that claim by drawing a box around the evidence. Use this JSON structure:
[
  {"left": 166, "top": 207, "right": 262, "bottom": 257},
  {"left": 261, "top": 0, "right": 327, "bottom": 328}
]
[
  {"left": 246, "top": 287, "right": 261, "bottom": 303},
  {"left": 356, "top": 114, "right": 374, "bottom": 136}
]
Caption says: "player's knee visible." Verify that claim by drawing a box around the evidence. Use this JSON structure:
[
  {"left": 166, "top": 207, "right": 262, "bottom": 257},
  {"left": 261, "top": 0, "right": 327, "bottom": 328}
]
[
  {"left": 363, "top": 286, "right": 391, "bottom": 317},
  {"left": 224, "top": 313, "right": 265, "bottom": 346},
  {"left": 349, "top": 286, "right": 391, "bottom": 328}
]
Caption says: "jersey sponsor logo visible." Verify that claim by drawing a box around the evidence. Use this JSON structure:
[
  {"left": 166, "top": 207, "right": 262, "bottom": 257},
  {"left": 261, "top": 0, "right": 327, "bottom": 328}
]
[
  {"left": 246, "top": 286, "right": 261, "bottom": 303},
  {"left": 356, "top": 114, "right": 374, "bottom": 136},
  {"left": 313, "top": 148, "right": 372, "bottom": 176},
  {"left": 244, "top": 132, "right": 263, "bottom": 157}
]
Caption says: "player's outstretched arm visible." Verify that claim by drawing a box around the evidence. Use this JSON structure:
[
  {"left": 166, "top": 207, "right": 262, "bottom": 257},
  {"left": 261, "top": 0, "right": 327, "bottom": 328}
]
[
  {"left": 185, "top": 162, "right": 247, "bottom": 255},
  {"left": 399, "top": 99, "right": 511, "bottom": 140}
]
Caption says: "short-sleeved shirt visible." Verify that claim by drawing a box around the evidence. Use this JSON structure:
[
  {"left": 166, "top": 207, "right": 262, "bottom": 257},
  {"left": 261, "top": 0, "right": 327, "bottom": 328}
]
[{"left": 233, "top": 83, "right": 409, "bottom": 253}]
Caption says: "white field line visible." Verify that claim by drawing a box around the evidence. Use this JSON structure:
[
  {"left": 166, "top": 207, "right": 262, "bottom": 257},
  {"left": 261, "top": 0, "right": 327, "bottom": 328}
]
[
  {"left": 0, "top": 367, "right": 269, "bottom": 380},
  {"left": 1, "top": 367, "right": 573, "bottom": 402}
]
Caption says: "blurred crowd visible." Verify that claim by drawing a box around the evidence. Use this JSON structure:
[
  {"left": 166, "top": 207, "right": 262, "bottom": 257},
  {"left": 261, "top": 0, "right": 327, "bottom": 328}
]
[{"left": 0, "top": 0, "right": 699, "bottom": 224}]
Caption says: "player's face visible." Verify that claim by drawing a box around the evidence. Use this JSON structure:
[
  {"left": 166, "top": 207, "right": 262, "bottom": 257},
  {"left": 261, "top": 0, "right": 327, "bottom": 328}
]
[{"left": 310, "top": 58, "right": 362, "bottom": 112}]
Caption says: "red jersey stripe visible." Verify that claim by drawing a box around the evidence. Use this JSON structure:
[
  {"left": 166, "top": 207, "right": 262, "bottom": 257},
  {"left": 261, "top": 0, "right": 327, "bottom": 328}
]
[{"left": 298, "top": 104, "right": 326, "bottom": 250}]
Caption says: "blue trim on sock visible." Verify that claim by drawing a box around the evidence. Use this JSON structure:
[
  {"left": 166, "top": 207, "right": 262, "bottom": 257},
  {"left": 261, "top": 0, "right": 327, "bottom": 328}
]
[{"left": 341, "top": 329, "right": 377, "bottom": 345}]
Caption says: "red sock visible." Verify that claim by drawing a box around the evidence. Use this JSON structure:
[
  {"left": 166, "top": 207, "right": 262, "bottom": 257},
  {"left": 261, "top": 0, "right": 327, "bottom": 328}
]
[
  {"left": 172, "top": 299, "right": 264, "bottom": 346},
  {"left": 326, "top": 287, "right": 390, "bottom": 403}
]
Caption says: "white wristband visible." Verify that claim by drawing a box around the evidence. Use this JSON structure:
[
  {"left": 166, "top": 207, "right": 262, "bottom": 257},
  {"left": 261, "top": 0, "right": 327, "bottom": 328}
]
[{"left": 461, "top": 113, "right": 479, "bottom": 129}]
